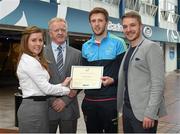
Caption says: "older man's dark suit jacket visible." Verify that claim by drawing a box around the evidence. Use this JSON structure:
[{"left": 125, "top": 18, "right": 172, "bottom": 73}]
[{"left": 44, "top": 44, "right": 81, "bottom": 123}]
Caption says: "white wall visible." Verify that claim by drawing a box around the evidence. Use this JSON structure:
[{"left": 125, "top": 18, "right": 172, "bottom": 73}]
[
  {"left": 158, "top": 0, "right": 178, "bottom": 72},
  {"left": 141, "top": 14, "right": 155, "bottom": 26},
  {"left": 159, "top": 21, "right": 177, "bottom": 30},
  {"left": 139, "top": 1, "right": 156, "bottom": 26},
  {"left": 59, "top": 0, "right": 119, "bottom": 18},
  {"left": 165, "top": 43, "right": 177, "bottom": 72},
  {"left": 159, "top": 0, "right": 177, "bottom": 30}
]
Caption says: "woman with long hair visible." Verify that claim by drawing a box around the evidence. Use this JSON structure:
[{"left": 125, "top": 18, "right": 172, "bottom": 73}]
[{"left": 16, "top": 26, "right": 70, "bottom": 133}]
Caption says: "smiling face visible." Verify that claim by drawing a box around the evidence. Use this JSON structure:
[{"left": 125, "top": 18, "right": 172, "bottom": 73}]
[
  {"left": 49, "top": 20, "right": 67, "bottom": 45},
  {"left": 122, "top": 17, "right": 142, "bottom": 46},
  {"left": 27, "top": 32, "right": 43, "bottom": 56},
  {"left": 90, "top": 13, "right": 108, "bottom": 36}
]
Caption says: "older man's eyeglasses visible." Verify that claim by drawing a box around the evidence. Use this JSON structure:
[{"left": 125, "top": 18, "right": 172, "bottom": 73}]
[{"left": 51, "top": 28, "right": 66, "bottom": 33}]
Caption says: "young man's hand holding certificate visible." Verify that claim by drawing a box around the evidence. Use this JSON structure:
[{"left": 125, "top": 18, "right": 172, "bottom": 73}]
[{"left": 70, "top": 66, "right": 104, "bottom": 89}]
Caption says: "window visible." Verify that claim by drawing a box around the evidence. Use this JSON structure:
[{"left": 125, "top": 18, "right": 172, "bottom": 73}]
[
  {"left": 95, "top": 0, "right": 120, "bottom": 5},
  {"left": 141, "top": 2, "right": 158, "bottom": 16},
  {"left": 141, "top": 0, "right": 155, "bottom": 4},
  {"left": 160, "top": 2, "right": 180, "bottom": 23},
  {"left": 0, "top": 28, "right": 21, "bottom": 86},
  {"left": 125, "top": 0, "right": 141, "bottom": 11}
]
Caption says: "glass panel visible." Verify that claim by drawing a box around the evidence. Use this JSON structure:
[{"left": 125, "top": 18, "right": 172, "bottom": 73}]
[
  {"left": 141, "top": 0, "right": 155, "bottom": 4},
  {"left": 125, "top": 0, "right": 141, "bottom": 11},
  {"left": 0, "top": 29, "right": 21, "bottom": 87},
  {"left": 95, "top": 0, "right": 120, "bottom": 5}
]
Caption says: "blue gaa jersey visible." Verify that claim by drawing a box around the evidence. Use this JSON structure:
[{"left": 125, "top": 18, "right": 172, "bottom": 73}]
[
  {"left": 82, "top": 32, "right": 126, "bottom": 61},
  {"left": 82, "top": 32, "right": 127, "bottom": 98}
]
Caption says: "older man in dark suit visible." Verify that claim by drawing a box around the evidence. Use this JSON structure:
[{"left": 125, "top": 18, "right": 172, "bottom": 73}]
[{"left": 44, "top": 18, "right": 81, "bottom": 133}]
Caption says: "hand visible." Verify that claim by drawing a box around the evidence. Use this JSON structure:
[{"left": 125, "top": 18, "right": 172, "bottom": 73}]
[
  {"left": 143, "top": 117, "right": 155, "bottom": 129},
  {"left": 101, "top": 76, "right": 114, "bottom": 86},
  {"left": 52, "top": 98, "right": 66, "bottom": 112},
  {"left": 62, "top": 77, "right": 71, "bottom": 86},
  {"left": 68, "top": 89, "right": 77, "bottom": 98}
]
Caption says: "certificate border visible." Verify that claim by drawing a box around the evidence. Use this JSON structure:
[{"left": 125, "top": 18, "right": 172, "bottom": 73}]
[{"left": 70, "top": 66, "right": 104, "bottom": 89}]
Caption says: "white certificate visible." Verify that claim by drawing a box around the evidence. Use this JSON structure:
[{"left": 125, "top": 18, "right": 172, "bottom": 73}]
[{"left": 70, "top": 66, "right": 104, "bottom": 89}]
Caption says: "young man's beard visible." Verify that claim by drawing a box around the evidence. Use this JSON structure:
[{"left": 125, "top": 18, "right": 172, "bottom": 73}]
[
  {"left": 127, "top": 30, "right": 141, "bottom": 42},
  {"left": 93, "top": 27, "right": 106, "bottom": 36}
]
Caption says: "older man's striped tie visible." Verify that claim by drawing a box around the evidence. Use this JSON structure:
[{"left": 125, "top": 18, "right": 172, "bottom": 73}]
[{"left": 57, "top": 45, "right": 63, "bottom": 75}]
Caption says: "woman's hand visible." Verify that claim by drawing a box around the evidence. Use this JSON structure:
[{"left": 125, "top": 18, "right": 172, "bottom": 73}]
[{"left": 62, "top": 77, "right": 72, "bottom": 86}]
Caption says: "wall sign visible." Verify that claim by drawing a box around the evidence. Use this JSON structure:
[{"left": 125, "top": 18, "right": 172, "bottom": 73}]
[{"left": 169, "top": 46, "right": 175, "bottom": 60}]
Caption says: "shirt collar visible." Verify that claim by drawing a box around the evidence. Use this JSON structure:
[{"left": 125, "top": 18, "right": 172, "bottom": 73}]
[
  {"left": 90, "top": 32, "right": 110, "bottom": 44},
  {"left": 52, "top": 41, "right": 66, "bottom": 51}
]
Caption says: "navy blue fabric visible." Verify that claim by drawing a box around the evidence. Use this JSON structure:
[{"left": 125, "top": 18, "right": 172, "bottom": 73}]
[{"left": 82, "top": 53, "right": 125, "bottom": 98}]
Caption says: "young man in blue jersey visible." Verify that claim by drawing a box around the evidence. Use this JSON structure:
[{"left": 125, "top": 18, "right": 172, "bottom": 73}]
[{"left": 81, "top": 7, "right": 126, "bottom": 133}]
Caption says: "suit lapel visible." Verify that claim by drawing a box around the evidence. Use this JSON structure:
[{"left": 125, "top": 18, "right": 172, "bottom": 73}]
[
  {"left": 64, "top": 46, "right": 71, "bottom": 70},
  {"left": 130, "top": 38, "right": 145, "bottom": 61},
  {"left": 46, "top": 45, "right": 56, "bottom": 64},
  {"left": 46, "top": 44, "right": 61, "bottom": 77}
]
